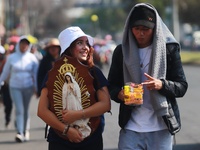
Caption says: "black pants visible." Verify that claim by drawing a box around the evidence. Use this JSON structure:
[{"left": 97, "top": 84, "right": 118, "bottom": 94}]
[
  {"left": 1, "top": 84, "right": 12, "bottom": 125},
  {"left": 48, "top": 135, "right": 103, "bottom": 150}
]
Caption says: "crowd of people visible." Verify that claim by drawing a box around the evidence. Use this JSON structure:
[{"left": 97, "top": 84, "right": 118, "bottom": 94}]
[
  {"left": 0, "top": 34, "right": 61, "bottom": 142},
  {"left": 0, "top": 31, "right": 114, "bottom": 144},
  {"left": 0, "top": 2, "right": 188, "bottom": 150}
]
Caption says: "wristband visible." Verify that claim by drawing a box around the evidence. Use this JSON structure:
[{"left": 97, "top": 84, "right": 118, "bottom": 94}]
[{"left": 62, "top": 125, "right": 70, "bottom": 136}]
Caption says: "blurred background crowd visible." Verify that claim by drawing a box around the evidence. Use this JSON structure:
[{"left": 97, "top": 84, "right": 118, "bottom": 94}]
[{"left": 1, "top": 0, "right": 200, "bottom": 51}]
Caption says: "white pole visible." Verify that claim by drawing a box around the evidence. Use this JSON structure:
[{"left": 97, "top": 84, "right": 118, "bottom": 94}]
[{"left": 172, "top": 0, "right": 180, "bottom": 42}]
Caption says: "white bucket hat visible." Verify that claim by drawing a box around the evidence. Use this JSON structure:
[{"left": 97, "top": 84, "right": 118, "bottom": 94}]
[
  {"left": 0, "top": 45, "right": 5, "bottom": 54},
  {"left": 58, "top": 26, "right": 94, "bottom": 55}
]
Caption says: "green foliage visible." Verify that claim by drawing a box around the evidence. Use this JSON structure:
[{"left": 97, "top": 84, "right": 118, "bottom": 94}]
[
  {"left": 90, "top": 0, "right": 171, "bottom": 37},
  {"left": 72, "top": 7, "right": 127, "bottom": 38},
  {"left": 181, "top": 51, "right": 200, "bottom": 65},
  {"left": 93, "top": 7, "right": 126, "bottom": 34},
  {"left": 118, "top": 0, "right": 170, "bottom": 15},
  {"left": 5, "top": 0, "right": 200, "bottom": 39},
  {"left": 72, "top": 0, "right": 172, "bottom": 39}
]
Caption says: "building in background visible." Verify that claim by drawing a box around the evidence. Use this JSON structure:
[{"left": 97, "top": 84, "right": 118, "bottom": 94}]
[
  {"left": 0, "top": 0, "right": 4, "bottom": 23},
  {"left": 0, "top": 0, "right": 6, "bottom": 44}
]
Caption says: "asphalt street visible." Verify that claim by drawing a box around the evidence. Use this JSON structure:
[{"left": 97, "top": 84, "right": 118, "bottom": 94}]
[{"left": 0, "top": 65, "right": 199, "bottom": 150}]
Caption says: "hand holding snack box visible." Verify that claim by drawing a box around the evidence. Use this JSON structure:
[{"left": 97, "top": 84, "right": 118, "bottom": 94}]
[{"left": 124, "top": 82, "right": 143, "bottom": 106}]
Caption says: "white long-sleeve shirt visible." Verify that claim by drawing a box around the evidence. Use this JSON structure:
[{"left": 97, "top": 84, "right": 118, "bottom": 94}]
[{"left": 0, "top": 51, "right": 39, "bottom": 90}]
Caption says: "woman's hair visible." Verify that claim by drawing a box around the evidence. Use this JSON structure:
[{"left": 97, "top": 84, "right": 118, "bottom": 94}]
[{"left": 61, "top": 39, "right": 94, "bottom": 68}]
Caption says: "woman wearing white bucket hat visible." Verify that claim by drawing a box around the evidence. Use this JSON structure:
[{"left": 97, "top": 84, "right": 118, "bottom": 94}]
[
  {"left": 38, "top": 26, "right": 111, "bottom": 150},
  {"left": 58, "top": 26, "right": 93, "bottom": 55}
]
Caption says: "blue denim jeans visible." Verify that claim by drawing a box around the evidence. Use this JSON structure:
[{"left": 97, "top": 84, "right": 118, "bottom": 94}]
[
  {"left": 118, "top": 129, "right": 172, "bottom": 150},
  {"left": 9, "top": 86, "right": 34, "bottom": 134}
]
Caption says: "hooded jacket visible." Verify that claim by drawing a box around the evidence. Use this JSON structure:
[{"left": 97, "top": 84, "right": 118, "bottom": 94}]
[
  {"left": 0, "top": 36, "right": 39, "bottom": 90},
  {"left": 108, "top": 3, "right": 188, "bottom": 134}
]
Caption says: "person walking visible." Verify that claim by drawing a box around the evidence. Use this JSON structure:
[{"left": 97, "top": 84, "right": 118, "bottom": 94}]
[
  {"left": 108, "top": 3, "right": 188, "bottom": 150},
  {"left": 30, "top": 44, "right": 43, "bottom": 62},
  {"left": 37, "top": 38, "right": 60, "bottom": 97},
  {"left": 0, "top": 45, "right": 13, "bottom": 129},
  {"left": 37, "top": 26, "right": 111, "bottom": 150},
  {"left": 0, "top": 36, "right": 39, "bottom": 142}
]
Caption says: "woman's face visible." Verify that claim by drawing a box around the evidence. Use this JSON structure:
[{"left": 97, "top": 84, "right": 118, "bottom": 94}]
[
  {"left": 65, "top": 75, "right": 72, "bottom": 83},
  {"left": 19, "top": 40, "right": 30, "bottom": 53},
  {"left": 71, "top": 36, "right": 90, "bottom": 62},
  {"left": 66, "top": 75, "right": 70, "bottom": 80}
]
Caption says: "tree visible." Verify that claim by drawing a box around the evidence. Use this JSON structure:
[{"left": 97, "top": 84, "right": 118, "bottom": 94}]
[
  {"left": 73, "top": 0, "right": 171, "bottom": 40},
  {"left": 6, "top": 0, "right": 200, "bottom": 40}
]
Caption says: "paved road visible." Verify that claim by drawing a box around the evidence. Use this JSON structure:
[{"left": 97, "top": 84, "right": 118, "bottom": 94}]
[
  {"left": 0, "top": 65, "right": 199, "bottom": 150},
  {"left": 172, "top": 65, "right": 200, "bottom": 150}
]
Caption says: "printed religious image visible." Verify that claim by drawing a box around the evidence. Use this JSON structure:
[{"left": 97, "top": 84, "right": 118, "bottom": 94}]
[
  {"left": 62, "top": 72, "right": 91, "bottom": 138},
  {"left": 47, "top": 56, "right": 100, "bottom": 140}
]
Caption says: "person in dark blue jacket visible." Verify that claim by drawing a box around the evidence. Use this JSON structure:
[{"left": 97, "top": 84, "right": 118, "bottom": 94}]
[{"left": 37, "top": 38, "right": 60, "bottom": 96}]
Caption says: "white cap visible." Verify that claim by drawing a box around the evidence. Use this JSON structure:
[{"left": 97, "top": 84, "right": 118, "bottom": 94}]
[
  {"left": 0, "top": 45, "right": 5, "bottom": 54},
  {"left": 58, "top": 26, "right": 93, "bottom": 55}
]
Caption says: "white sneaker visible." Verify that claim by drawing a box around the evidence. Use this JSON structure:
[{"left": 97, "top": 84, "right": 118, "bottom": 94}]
[
  {"left": 15, "top": 134, "right": 24, "bottom": 143},
  {"left": 24, "top": 131, "right": 30, "bottom": 141}
]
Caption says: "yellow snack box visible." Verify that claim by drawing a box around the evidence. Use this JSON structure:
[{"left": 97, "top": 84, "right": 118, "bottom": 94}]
[{"left": 124, "top": 83, "right": 143, "bottom": 106}]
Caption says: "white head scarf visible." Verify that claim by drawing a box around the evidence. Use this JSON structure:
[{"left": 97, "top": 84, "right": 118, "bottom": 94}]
[{"left": 15, "top": 35, "right": 32, "bottom": 53}]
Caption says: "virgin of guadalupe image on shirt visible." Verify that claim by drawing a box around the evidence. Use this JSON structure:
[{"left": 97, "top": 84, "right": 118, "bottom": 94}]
[{"left": 62, "top": 72, "right": 91, "bottom": 138}]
